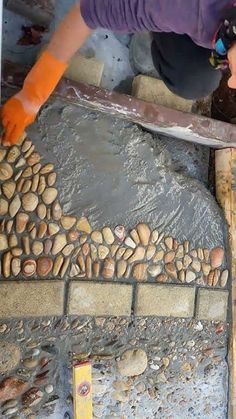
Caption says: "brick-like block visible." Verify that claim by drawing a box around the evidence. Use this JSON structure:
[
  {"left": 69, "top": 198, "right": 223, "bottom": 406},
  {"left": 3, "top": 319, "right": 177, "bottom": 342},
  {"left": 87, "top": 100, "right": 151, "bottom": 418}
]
[
  {"left": 66, "top": 53, "right": 104, "bottom": 87},
  {"left": 135, "top": 284, "right": 195, "bottom": 318},
  {"left": 196, "top": 289, "right": 229, "bottom": 321},
  {"left": 68, "top": 282, "right": 133, "bottom": 316},
  {"left": 0, "top": 281, "right": 64, "bottom": 319},
  {"left": 132, "top": 75, "right": 193, "bottom": 113},
  {"left": 39, "top": 45, "right": 104, "bottom": 87}
]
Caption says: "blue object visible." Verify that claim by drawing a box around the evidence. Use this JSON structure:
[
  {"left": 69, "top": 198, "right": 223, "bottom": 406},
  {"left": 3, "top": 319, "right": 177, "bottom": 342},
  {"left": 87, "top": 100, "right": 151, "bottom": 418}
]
[{"left": 215, "top": 38, "right": 227, "bottom": 55}]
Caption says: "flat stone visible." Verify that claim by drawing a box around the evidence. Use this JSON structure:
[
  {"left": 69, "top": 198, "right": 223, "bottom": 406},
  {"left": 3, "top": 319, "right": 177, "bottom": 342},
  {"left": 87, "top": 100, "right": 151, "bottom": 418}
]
[
  {"left": 0, "top": 148, "right": 6, "bottom": 161},
  {"left": 77, "top": 216, "right": 92, "bottom": 234},
  {"left": 40, "top": 163, "right": 54, "bottom": 174},
  {"left": 123, "top": 248, "right": 133, "bottom": 260},
  {"left": 114, "top": 225, "right": 125, "bottom": 241},
  {"left": 148, "top": 265, "right": 162, "bottom": 277},
  {"left": 196, "top": 289, "right": 229, "bottom": 321},
  {"left": 47, "top": 172, "right": 57, "bottom": 186},
  {"left": 8, "top": 234, "right": 18, "bottom": 248},
  {"left": 61, "top": 216, "right": 76, "bottom": 230},
  {"left": 0, "top": 198, "right": 8, "bottom": 216},
  {"left": 7, "top": 146, "right": 20, "bottom": 163},
  {"left": 210, "top": 247, "right": 224, "bottom": 268},
  {"left": 0, "top": 234, "right": 8, "bottom": 251},
  {"left": 132, "top": 263, "right": 148, "bottom": 281},
  {"left": 164, "top": 251, "right": 175, "bottom": 264},
  {"left": 27, "top": 152, "right": 40, "bottom": 166},
  {"left": 135, "top": 284, "right": 195, "bottom": 317},
  {"left": 38, "top": 222, "right": 47, "bottom": 238},
  {"left": 117, "top": 260, "right": 127, "bottom": 278},
  {"left": 153, "top": 250, "right": 164, "bottom": 262},
  {"left": 91, "top": 231, "right": 103, "bottom": 244},
  {"left": 128, "top": 246, "right": 145, "bottom": 263},
  {"left": 0, "top": 377, "right": 27, "bottom": 402},
  {"left": 32, "top": 241, "right": 43, "bottom": 256},
  {"left": 151, "top": 230, "right": 159, "bottom": 243},
  {"left": 37, "top": 203, "right": 47, "bottom": 220},
  {"left": 11, "top": 258, "right": 21, "bottom": 277},
  {"left": 53, "top": 255, "right": 64, "bottom": 276},
  {"left": 124, "top": 237, "right": 136, "bottom": 249},
  {"left": 98, "top": 245, "right": 109, "bottom": 260},
  {"left": 22, "top": 387, "right": 43, "bottom": 407},
  {"left": 220, "top": 270, "right": 229, "bottom": 287},
  {"left": 185, "top": 271, "right": 196, "bottom": 283},
  {"left": 37, "top": 257, "right": 53, "bottom": 277},
  {"left": 33, "top": 162, "right": 41, "bottom": 174},
  {"left": 102, "top": 227, "right": 114, "bottom": 245},
  {"left": 52, "top": 201, "right": 62, "bottom": 221},
  {"left": 68, "top": 282, "right": 132, "bottom": 316},
  {"left": 48, "top": 223, "right": 60, "bottom": 236},
  {"left": 117, "top": 349, "right": 148, "bottom": 377},
  {"left": 52, "top": 234, "right": 67, "bottom": 255},
  {"left": 62, "top": 244, "right": 74, "bottom": 256},
  {"left": 22, "top": 193, "right": 38, "bottom": 212},
  {"left": 102, "top": 258, "right": 115, "bottom": 279},
  {"left": 130, "top": 229, "right": 140, "bottom": 245},
  {"left": 22, "top": 260, "right": 36, "bottom": 277},
  {"left": 2, "top": 181, "right": 16, "bottom": 199},
  {"left": 165, "top": 263, "right": 177, "bottom": 279},
  {"left": 42, "top": 187, "right": 58, "bottom": 205},
  {"left": 146, "top": 244, "right": 156, "bottom": 260},
  {"left": 85, "top": 256, "right": 92, "bottom": 279},
  {"left": 164, "top": 237, "right": 173, "bottom": 250},
  {"left": 0, "top": 342, "right": 21, "bottom": 373},
  {"left": 64, "top": 51, "right": 104, "bottom": 87},
  {"left": 132, "top": 75, "right": 193, "bottom": 112},
  {"left": 22, "top": 358, "right": 38, "bottom": 369},
  {"left": 3, "top": 252, "right": 12, "bottom": 278},
  {"left": 0, "top": 163, "right": 13, "bottom": 181},
  {"left": 136, "top": 223, "right": 151, "bottom": 246},
  {"left": 0, "top": 282, "right": 64, "bottom": 318}
]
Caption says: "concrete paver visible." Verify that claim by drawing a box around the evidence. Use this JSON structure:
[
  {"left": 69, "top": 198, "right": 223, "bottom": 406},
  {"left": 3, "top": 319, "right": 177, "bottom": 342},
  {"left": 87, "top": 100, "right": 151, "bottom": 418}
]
[
  {"left": 135, "top": 284, "right": 195, "bottom": 318},
  {"left": 0, "top": 281, "right": 65, "bottom": 318},
  {"left": 196, "top": 289, "right": 229, "bottom": 321},
  {"left": 68, "top": 281, "right": 133, "bottom": 316}
]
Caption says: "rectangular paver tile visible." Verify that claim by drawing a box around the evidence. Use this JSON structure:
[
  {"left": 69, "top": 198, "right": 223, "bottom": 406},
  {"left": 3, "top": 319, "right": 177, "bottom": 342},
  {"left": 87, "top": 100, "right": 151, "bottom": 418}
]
[
  {"left": 132, "top": 75, "right": 193, "bottom": 113},
  {"left": 68, "top": 282, "right": 133, "bottom": 316},
  {"left": 196, "top": 289, "right": 229, "bottom": 321},
  {"left": 135, "top": 284, "right": 195, "bottom": 318},
  {"left": 0, "top": 281, "right": 64, "bottom": 319}
]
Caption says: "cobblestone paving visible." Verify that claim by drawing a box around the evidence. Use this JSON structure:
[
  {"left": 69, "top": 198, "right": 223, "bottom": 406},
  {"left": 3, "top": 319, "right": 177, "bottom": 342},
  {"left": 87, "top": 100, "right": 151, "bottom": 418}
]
[{"left": 0, "top": 317, "right": 228, "bottom": 418}]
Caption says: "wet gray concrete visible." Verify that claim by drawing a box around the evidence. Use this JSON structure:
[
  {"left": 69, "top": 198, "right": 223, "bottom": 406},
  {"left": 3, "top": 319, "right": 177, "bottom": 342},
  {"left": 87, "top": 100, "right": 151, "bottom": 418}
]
[{"left": 27, "top": 101, "right": 227, "bottom": 254}]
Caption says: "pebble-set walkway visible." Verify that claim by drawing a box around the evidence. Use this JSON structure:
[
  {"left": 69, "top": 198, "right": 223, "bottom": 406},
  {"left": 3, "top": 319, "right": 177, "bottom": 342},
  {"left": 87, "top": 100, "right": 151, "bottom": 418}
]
[
  {"left": 0, "top": 317, "right": 229, "bottom": 418},
  {"left": 0, "top": 135, "right": 229, "bottom": 286},
  {"left": 0, "top": 133, "right": 230, "bottom": 418}
]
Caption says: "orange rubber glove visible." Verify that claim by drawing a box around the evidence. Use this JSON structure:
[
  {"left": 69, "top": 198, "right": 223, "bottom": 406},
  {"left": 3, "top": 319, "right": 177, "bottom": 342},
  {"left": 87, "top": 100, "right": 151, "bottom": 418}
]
[{"left": 2, "top": 51, "right": 68, "bottom": 144}]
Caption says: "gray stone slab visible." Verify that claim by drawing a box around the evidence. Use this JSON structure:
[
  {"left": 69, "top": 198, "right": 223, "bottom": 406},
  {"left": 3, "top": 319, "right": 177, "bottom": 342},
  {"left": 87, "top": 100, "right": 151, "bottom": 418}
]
[
  {"left": 4, "top": 0, "right": 55, "bottom": 26},
  {"left": 0, "top": 281, "right": 65, "bottom": 319},
  {"left": 196, "top": 289, "right": 229, "bottom": 321},
  {"left": 135, "top": 284, "right": 195, "bottom": 318},
  {"left": 68, "top": 282, "right": 133, "bottom": 316}
]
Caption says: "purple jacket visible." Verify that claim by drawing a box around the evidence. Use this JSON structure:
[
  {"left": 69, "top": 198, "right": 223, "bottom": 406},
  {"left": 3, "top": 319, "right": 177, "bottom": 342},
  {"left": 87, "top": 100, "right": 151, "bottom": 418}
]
[{"left": 81, "top": 0, "right": 234, "bottom": 49}]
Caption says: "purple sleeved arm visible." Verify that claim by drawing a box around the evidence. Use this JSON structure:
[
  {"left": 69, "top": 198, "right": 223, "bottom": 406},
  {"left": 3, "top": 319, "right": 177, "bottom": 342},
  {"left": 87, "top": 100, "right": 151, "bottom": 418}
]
[{"left": 80, "top": 0, "right": 159, "bottom": 32}]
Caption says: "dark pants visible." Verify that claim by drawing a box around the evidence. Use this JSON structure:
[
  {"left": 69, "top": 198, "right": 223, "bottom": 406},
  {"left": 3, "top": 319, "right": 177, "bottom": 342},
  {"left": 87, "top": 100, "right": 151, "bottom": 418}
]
[{"left": 151, "top": 32, "right": 222, "bottom": 100}]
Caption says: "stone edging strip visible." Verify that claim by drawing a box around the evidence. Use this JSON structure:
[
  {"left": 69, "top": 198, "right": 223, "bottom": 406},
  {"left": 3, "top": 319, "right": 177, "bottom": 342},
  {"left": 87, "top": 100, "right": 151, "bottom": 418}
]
[
  {"left": 0, "top": 281, "right": 64, "bottom": 318},
  {"left": 0, "top": 281, "right": 228, "bottom": 321}
]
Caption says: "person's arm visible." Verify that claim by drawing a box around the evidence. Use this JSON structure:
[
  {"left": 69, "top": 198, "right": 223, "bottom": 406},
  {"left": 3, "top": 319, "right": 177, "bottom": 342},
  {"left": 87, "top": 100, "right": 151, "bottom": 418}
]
[
  {"left": 2, "top": 3, "right": 92, "bottom": 144},
  {"left": 228, "top": 44, "right": 236, "bottom": 88}
]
